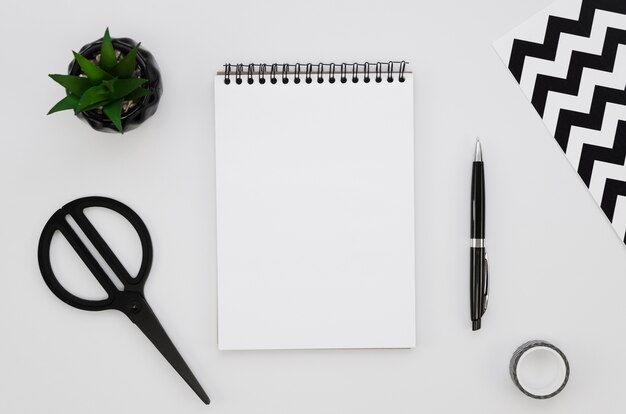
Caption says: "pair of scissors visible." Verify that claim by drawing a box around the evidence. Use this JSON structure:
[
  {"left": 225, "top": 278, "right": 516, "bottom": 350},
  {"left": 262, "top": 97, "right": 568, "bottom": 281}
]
[{"left": 37, "top": 196, "right": 210, "bottom": 404}]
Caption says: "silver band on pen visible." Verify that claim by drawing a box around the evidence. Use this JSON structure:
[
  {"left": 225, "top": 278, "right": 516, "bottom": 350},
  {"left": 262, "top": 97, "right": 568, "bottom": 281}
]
[{"left": 470, "top": 238, "right": 485, "bottom": 248}]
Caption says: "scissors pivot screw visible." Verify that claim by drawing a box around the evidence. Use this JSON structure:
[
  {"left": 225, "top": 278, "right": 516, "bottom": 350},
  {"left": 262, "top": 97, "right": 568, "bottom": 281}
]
[{"left": 129, "top": 302, "right": 142, "bottom": 314}]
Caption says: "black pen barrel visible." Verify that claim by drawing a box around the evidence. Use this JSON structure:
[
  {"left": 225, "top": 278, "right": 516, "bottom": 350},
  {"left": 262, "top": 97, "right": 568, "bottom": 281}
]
[
  {"left": 471, "top": 161, "right": 485, "bottom": 239},
  {"left": 470, "top": 247, "right": 486, "bottom": 330}
]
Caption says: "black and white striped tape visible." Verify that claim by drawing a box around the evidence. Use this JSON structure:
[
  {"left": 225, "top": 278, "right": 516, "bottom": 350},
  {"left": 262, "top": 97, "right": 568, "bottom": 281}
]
[{"left": 510, "top": 340, "right": 569, "bottom": 399}]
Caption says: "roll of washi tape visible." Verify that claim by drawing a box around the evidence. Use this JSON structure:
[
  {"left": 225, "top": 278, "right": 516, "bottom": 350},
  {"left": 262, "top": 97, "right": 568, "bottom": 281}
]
[{"left": 510, "top": 340, "right": 570, "bottom": 399}]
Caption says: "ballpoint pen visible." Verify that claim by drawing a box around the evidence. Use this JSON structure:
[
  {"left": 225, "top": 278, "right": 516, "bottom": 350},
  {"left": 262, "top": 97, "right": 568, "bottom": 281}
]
[{"left": 471, "top": 139, "right": 489, "bottom": 331}]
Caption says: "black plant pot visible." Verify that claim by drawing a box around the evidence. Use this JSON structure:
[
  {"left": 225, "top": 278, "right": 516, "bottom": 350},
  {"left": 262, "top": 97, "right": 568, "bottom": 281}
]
[{"left": 68, "top": 37, "right": 163, "bottom": 133}]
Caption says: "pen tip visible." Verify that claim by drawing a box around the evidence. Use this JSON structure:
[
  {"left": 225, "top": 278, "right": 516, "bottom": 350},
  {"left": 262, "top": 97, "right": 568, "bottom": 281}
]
[{"left": 474, "top": 139, "right": 482, "bottom": 162}]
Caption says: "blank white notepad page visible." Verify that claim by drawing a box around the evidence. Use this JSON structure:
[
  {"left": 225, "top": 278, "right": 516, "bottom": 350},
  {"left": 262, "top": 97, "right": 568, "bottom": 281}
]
[{"left": 214, "top": 74, "right": 415, "bottom": 350}]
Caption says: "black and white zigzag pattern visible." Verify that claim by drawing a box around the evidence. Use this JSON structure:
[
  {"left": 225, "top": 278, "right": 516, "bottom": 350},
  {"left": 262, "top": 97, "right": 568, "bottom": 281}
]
[{"left": 495, "top": 0, "right": 626, "bottom": 243}]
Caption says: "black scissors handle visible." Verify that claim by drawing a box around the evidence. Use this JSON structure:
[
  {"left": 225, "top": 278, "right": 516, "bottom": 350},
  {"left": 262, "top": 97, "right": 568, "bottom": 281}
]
[
  {"left": 38, "top": 196, "right": 152, "bottom": 311},
  {"left": 37, "top": 197, "right": 210, "bottom": 404}
]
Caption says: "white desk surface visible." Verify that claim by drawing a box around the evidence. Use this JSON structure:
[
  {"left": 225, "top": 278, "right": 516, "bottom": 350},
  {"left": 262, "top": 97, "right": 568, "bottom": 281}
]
[{"left": 2, "top": 0, "right": 625, "bottom": 412}]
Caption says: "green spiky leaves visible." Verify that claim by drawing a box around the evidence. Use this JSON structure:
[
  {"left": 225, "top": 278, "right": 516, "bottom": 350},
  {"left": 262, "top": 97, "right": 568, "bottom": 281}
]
[
  {"left": 48, "top": 28, "right": 149, "bottom": 133},
  {"left": 99, "top": 28, "right": 117, "bottom": 71},
  {"left": 111, "top": 43, "right": 140, "bottom": 78}
]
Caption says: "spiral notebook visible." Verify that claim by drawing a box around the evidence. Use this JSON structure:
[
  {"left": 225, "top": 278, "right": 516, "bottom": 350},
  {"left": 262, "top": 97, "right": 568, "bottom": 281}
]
[{"left": 214, "top": 62, "right": 415, "bottom": 350}]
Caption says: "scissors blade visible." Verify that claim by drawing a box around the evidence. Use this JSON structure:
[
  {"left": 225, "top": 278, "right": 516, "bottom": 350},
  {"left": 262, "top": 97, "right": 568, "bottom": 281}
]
[{"left": 128, "top": 298, "right": 210, "bottom": 404}]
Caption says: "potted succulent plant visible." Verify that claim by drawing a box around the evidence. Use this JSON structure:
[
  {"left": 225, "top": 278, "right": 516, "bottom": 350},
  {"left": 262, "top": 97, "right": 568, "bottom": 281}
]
[{"left": 48, "top": 28, "right": 162, "bottom": 133}]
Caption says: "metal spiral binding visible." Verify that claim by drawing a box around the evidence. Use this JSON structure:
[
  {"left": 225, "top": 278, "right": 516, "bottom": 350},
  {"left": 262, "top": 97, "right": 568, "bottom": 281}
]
[
  {"left": 222, "top": 61, "right": 407, "bottom": 85},
  {"left": 235, "top": 64, "right": 243, "bottom": 85},
  {"left": 375, "top": 62, "right": 382, "bottom": 83}
]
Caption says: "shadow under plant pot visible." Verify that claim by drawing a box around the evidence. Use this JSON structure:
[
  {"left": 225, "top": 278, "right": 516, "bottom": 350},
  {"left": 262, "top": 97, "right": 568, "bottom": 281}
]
[{"left": 68, "top": 37, "right": 163, "bottom": 133}]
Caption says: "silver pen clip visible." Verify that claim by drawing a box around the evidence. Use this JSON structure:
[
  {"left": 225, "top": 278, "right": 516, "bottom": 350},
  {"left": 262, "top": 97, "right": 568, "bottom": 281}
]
[{"left": 482, "top": 252, "right": 489, "bottom": 314}]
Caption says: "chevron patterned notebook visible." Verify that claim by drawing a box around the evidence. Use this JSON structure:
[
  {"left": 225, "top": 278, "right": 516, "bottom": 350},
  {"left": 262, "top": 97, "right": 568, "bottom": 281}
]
[{"left": 494, "top": 0, "right": 626, "bottom": 243}]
